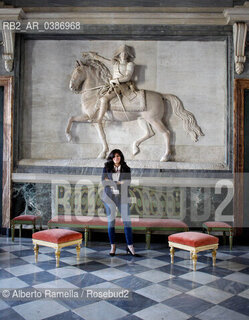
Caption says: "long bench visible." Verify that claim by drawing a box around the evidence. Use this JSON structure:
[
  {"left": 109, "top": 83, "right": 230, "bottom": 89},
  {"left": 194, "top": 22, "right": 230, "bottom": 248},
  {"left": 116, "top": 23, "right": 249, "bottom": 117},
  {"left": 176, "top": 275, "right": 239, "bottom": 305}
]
[{"left": 48, "top": 215, "right": 189, "bottom": 249}]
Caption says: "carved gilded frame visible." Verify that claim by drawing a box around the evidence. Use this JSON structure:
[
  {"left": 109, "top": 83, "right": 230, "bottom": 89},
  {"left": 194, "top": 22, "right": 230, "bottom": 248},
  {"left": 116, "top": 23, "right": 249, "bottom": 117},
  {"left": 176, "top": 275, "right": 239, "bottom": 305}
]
[{"left": 0, "top": 76, "right": 13, "bottom": 228}]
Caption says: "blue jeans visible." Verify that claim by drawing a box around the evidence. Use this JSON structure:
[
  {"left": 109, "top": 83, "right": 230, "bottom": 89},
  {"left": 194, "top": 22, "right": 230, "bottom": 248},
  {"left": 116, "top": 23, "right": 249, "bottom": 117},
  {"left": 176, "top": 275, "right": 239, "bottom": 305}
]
[{"left": 103, "top": 195, "right": 133, "bottom": 245}]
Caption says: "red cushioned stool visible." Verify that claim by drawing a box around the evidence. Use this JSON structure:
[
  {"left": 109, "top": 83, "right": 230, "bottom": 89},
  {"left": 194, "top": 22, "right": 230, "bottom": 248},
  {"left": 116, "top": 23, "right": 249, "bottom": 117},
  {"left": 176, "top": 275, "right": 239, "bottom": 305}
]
[
  {"left": 11, "top": 215, "right": 42, "bottom": 242},
  {"left": 168, "top": 232, "right": 219, "bottom": 271},
  {"left": 32, "top": 229, "right": 82, "bottom": 267},
  {"left": 203, "top": 221, "right": 233, "bottom": 250}
]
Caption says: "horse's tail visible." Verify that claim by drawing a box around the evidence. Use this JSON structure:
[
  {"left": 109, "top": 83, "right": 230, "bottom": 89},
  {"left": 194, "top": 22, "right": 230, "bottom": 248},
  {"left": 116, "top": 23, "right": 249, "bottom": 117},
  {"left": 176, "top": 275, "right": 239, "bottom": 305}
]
[{"left": 162, "top": 94, "right": 204, "bottom": 142}]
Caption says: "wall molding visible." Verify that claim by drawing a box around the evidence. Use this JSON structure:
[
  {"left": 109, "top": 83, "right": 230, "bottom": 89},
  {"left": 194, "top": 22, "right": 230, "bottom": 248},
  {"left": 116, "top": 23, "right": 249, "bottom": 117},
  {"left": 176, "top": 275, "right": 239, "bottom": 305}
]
[{"left": 0, "top": 76, "right": 13, "bottom": 228}]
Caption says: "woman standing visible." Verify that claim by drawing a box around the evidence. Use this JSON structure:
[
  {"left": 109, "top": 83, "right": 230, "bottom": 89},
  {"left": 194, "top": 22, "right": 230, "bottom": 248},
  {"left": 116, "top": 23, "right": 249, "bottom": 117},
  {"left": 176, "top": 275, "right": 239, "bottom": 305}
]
[{"left": 102, "top": 149, "right": 137, "bottom": 256}]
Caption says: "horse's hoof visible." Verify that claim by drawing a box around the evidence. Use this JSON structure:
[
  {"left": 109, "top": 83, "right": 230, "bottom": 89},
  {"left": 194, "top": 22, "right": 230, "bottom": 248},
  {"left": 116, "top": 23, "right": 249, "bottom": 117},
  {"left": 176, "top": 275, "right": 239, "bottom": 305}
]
[
  {"left": 66, "top": 133, "right": 72, "bottom": 142},
  {"left": 160, "top": 154, "right": 170, "bottom": 162},
  {"left": 132, "top": 145, "right": 140, "bottom": 156}
]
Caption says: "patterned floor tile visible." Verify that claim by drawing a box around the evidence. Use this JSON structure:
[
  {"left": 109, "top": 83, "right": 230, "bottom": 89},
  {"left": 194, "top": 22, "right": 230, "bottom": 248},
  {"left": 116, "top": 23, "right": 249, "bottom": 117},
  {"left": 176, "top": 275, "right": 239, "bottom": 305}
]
[
  {"left": 134, "top": 258, "right": 169, "bottom": 269},
  {"left": 238, "top": 288, "right": 249, "bottom": 299},
  {"left": 91, "top": 267, "right": 130, "bottom": 281},
  {"left": 162, "top": 293, "right": 214, "bottom": 316},
  {"left": 187, "top": 285, "right": 233, "bottom": 304},
  {"left": 13, "top": 300, "right": 68, "bottom": 320},
  {"left": 207, "top": 278, "right": 249, "bottom": 294},
  {"left": 179, "top": 271, "right": 220, "bottom": 285},
  {"left": 160, "top": 277, "right": 201, "bottom": 292},
  {"left": 19, "top": 271, "right": 58, "bottom": 286},
  {"left": 47, "top": 266, "right": 87, "bottom": 278},
  {"left": 135, "top": 284, "right": 181, "bottom": 302},
  {"left": 135, "top": 270, "right": 174, "bottom": 283},
  {"left": 112, "top": 275, "right": 152, "bottom": 290},
  {"left": 219, "top": 295, "right": 249, "bottom": 316},
  {"left": 108, "top": 292, "right": 157, "bottom": 313},
  {"left": 45, "top": 310, "right": 85, "bottom": 320},
  {"left": 73, "top": 300, "right": 128, "bottom": 320},
  {"left": 0, "top": 307, "right": 26, "bottom": 319},
  {"left": 0, "top": 277, "right": 29, "bottom": 289},
  {"left": 224, "top": 272, "right": 249, "bottom": 285},
  {"left": 134, "top": 303, "right": 190, "bottom": 320},
  {"left": 197, "top": 305, "right": 249, "bottom": 320},
  {"left": 216, "top": 260, "right": 248, "bottom": 271},
  {"left": 5, "top": 264, "right": 44, "bottom": 276}
]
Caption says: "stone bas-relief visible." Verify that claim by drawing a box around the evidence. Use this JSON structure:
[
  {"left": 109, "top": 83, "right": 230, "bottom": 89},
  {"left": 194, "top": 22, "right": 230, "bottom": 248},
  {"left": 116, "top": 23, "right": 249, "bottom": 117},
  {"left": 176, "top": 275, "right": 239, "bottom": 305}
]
[
  {"left": 21, "top": 40, "right": 227, "bottom": 165},
  {"left": 66, "top": 45, "right": 204, "bottom": 162}
]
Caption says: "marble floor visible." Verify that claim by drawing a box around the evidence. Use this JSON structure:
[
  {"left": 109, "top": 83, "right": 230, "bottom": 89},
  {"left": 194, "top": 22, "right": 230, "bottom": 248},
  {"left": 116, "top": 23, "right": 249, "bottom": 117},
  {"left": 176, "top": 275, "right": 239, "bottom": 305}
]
[{"left": 1, "top": 236, "right": 249, "bottom": 319}]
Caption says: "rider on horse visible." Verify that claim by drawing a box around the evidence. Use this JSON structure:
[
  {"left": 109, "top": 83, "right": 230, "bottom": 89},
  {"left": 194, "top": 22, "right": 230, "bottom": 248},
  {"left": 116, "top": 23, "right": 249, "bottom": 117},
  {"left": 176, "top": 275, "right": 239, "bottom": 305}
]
[{"left": 87, "top": 45, "right": 137, "bottom": 122}]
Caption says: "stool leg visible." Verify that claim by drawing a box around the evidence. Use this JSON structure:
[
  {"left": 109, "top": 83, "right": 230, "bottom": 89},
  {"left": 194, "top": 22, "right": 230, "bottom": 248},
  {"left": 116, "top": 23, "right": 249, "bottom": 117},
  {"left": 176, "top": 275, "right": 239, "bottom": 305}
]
[
  {"left": 88, "top": 229, "right": 92, "bottom": 241},
  {"left": 76, "top": 244, "right": 81, "bottom": 261},
  {"left": 170, "top": 247, "right": 175, "bottom": 264},
  {"left": 212, "top": 249, "right": 217, "bottom": 266},
  {"left": 190, "top": 251, "right": 193, "bottom": 260},
  {"left": 11, "top": 222, "right": 15, "bottom": 242},
  {"left": 229, "top": 230, "right": 233, "bottom": 250},
  {"left": 55, "top": 249, "right": 61, "bottom": 267},
  {"left": 192, "top": 253, "right": 197, "bottom": 271},
  {"left": 34, "top": 244, "right": 39, "bottom": 263},
  {"left": 32, "top": 222, "right": 35, "bottom": 235},
  {"left": 19, "top": 224, "right": 22, "bottom": 238},
  {"left": 84, "top": 228, "right": 88, "bottom": 247},
  {"left": 146, "top": 230, "right": 151, "bottom": 249}
]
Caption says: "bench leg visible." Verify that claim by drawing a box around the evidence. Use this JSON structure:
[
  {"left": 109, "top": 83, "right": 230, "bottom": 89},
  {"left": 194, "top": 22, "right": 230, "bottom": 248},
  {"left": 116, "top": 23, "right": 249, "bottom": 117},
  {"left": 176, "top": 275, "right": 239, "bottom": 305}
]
[
  {"left": 170, "top": 247, "right": 174, "bottom": 264},
  {"left": 19, "top": 224, "right": 22, "bottom": 238},
  {"left": 55, "top": 249, "right": 61, "bottom": 267},
  {"left": 212, "top": 249, "right": 217, "bottom": 266},
  {"left": 11, "top": 222, "right": 15, "bottom": 242},
  {"left": 146, "top": 230, "right": 151, "bottom": 249},
  {"left": 84, "top": 228, "right": 88, "bottom": 247},
  {"left": 229, "top": 231, "right": 233, "bottom": 250},
  {"left": 223, "top": 231, "right": 227, "bottom": 246},
  {"left": 192, "top": 252, "right": 197, "bottom": 271},
  {"left": 76, "top": 244, "right": 81, "bottom": 261},
  {"left": 34, "top": 244, "right": 39, "bottom": 263}
]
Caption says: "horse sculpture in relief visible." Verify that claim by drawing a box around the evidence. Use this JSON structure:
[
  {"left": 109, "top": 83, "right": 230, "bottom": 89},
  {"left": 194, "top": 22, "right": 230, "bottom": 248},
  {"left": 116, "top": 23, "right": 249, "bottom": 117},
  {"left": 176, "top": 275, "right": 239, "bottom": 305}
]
[{"left": 66, "top": 47, "right": 204, "bottom": 162}]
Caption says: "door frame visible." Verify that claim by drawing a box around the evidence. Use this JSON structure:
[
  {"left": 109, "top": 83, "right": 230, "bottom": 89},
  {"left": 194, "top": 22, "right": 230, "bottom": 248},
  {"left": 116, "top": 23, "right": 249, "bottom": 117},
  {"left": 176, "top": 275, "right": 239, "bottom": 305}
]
[
  {"left": 0, "top": 76, "right": 13, "bottom": 229},
  {"left": 234, "top": 79, "right": 249, "bottom": 229}
]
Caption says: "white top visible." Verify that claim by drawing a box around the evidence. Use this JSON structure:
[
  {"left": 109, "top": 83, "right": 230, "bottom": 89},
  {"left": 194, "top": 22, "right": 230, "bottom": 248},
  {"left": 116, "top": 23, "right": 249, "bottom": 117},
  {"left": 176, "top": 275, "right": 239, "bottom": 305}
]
[{"left": 112, "top": 165, "right": 121, "bottom": 182}]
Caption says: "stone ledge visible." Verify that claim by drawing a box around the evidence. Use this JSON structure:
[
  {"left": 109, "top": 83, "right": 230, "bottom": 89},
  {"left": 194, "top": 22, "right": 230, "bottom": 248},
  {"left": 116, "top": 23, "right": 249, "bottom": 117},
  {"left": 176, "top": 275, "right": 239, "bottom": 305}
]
[
  {"left": 12, "top": 172, "right": 233, "bottom": 188},
  {"left": 18, "top": 158, "right": 228, "bottom": 171}
]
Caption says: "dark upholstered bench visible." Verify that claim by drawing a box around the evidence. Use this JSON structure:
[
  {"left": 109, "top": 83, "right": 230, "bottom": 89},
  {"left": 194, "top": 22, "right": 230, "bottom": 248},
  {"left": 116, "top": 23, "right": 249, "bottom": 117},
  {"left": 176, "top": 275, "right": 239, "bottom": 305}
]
[
  {"left": 202, "top": 221, "right": 233, "bottom": 250},
  {"left": 48, "top": 215, "right": 189, "bottom": 249},
  {"left": 32, "top": 229, "right": 82, "bottom": 267},
  {"left": 11, "top": 215, "right": 42, "bottom": 242},
  {"left": 168, "top": 232, "right": 219, "bottom": 271}
]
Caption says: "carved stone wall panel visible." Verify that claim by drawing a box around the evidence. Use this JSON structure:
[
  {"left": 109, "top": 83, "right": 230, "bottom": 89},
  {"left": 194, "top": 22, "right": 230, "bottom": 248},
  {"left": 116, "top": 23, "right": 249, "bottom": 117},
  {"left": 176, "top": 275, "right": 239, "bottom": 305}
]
[{"left": 21, "top": 39, "right": 228, "bottom": 167}]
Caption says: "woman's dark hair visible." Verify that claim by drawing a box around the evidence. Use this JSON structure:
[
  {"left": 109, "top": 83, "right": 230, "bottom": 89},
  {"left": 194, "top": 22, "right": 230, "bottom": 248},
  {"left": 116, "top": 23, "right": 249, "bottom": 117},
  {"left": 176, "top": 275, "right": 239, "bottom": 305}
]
[{"left": 104, "top": 149, "right": 127, "bottom": 171}]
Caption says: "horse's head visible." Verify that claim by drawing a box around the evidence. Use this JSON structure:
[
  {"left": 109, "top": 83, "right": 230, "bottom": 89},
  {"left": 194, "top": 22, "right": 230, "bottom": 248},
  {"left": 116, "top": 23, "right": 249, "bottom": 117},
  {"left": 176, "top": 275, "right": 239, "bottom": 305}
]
[{"left": 69, "top": 60, "right": 86, "bottom": 93}]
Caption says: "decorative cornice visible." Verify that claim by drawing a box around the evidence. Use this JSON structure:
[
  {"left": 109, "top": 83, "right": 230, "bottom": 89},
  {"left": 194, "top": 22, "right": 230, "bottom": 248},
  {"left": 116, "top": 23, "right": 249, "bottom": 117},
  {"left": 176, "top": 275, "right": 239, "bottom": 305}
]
[
  {"left": 0, "top": 8, "right": 25, "bottom": 21},
  {"left": 224, "top": 2, "right": 249, "bottom": 24},
  {"left": 0, "top": 7, "right": 227, "bottom": 26}
]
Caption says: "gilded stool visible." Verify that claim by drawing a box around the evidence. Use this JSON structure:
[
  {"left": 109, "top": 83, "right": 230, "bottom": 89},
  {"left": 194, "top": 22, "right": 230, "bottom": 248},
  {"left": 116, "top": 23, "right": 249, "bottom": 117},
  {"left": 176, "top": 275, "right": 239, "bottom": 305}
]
[
  {"left": 168, "top": 231, "right": 219, "bottom": 271},
  {"left": 203, "top": 221, "right": 233, "bottom": 250},
  {"left": 32, "top": 229, "right": 82, "bottom": 267}
]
